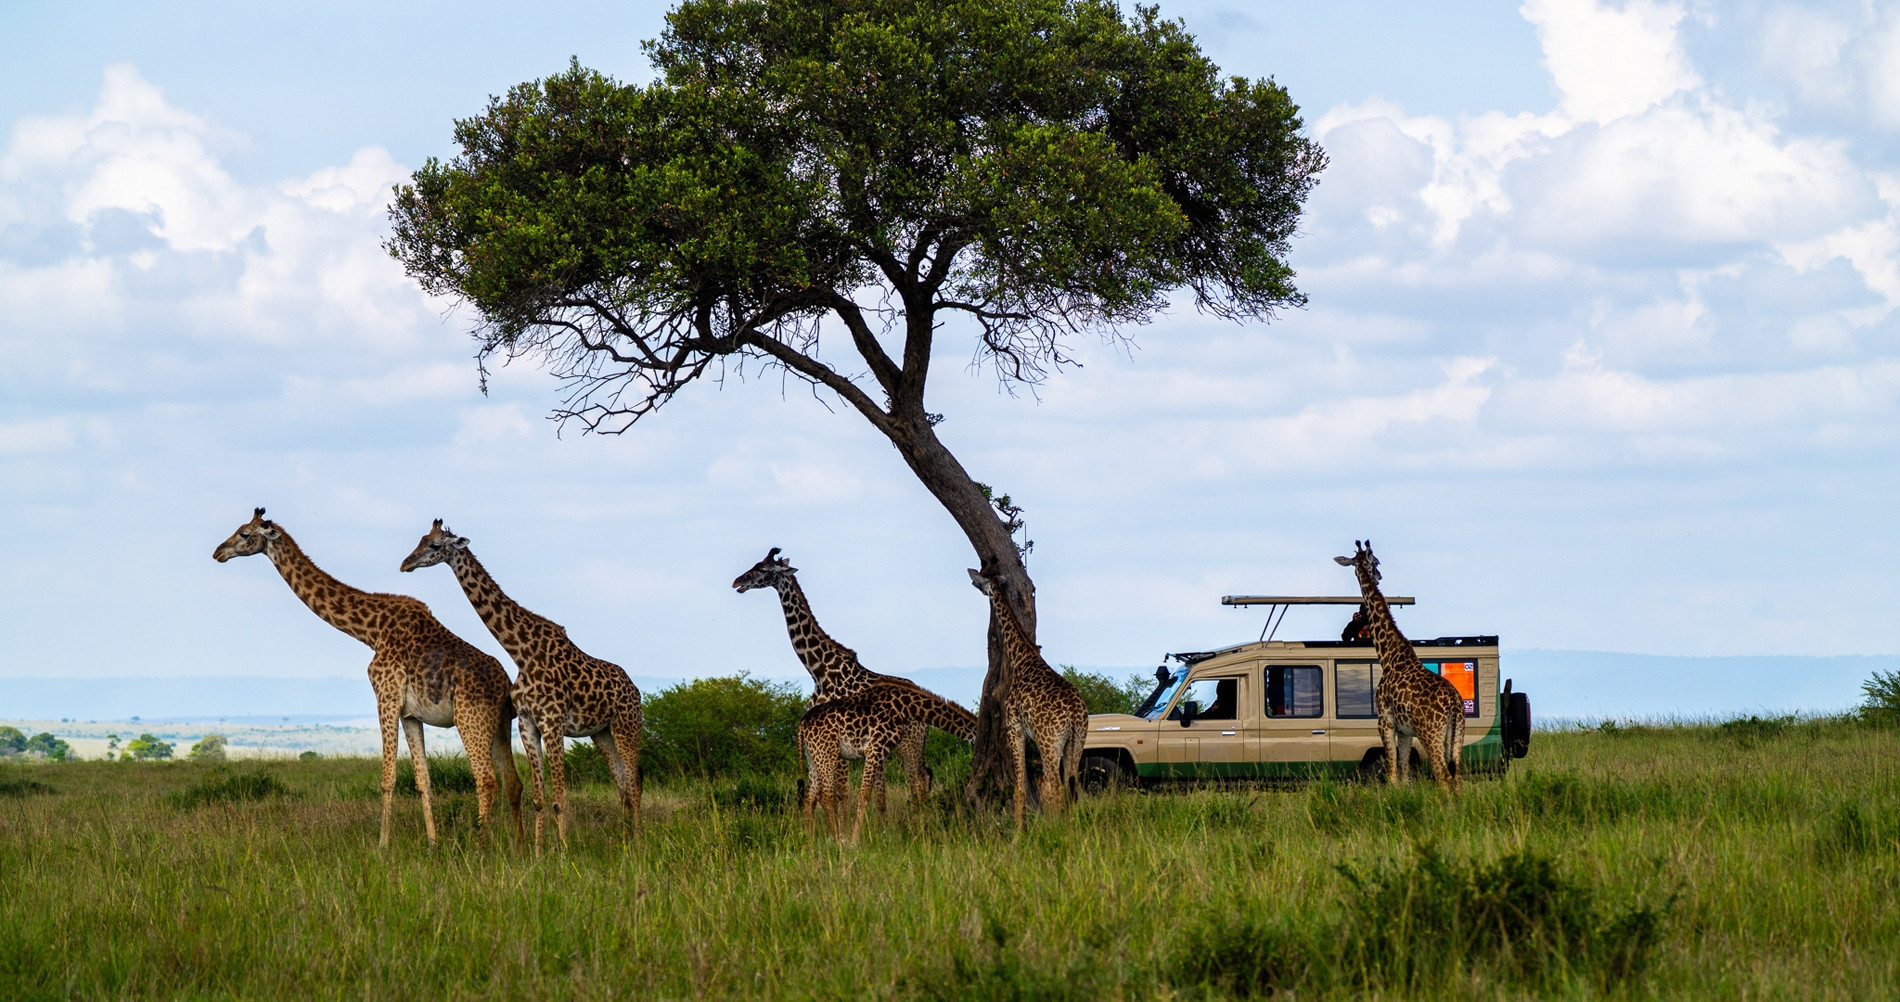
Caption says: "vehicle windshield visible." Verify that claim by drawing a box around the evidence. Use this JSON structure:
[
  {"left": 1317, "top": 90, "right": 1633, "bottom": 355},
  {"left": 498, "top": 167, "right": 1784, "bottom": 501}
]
[{"left": 1134, "top": 668, "right": 1187, "bottom": 720}]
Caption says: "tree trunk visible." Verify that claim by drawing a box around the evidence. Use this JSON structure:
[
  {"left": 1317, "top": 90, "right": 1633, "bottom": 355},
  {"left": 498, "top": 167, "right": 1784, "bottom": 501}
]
[{"left": 880, "top": 411, "right": 1036, "bottom": 804}]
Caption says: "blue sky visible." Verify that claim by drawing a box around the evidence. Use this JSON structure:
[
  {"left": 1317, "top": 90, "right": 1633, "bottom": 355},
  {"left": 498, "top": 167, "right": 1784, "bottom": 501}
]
[{"left": 4, "top": 1, "right": 1900, "bottom": 714}]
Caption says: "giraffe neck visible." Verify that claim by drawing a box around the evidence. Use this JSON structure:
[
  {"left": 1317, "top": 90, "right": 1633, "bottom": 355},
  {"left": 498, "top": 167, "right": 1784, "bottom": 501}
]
[
  {"left": 987, "top": 586, "right": 1044, "bottom": 675},
  {"left": 920, "top": 695, "right": 979, "bottom": 742},
  {"left": 772, "top": 576, "right": 854, "bottom": 696},
  {"left": 1352, "top": 567, "right": 1422, "bottom": 674},
  {"left": 263, "top": 530, "right": 382, "bottom": 647},
  {"left": 447, "top": 549, "right": 564, "bottom": 669}
]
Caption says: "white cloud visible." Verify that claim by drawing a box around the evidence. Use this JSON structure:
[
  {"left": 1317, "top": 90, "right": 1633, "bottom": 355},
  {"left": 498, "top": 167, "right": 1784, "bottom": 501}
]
[{"left": 1522, "top": 0, "right": 1701, "bottom": 124}]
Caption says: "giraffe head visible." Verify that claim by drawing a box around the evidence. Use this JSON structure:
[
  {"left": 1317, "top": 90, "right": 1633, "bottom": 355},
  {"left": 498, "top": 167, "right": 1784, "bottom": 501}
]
[
  {"left": 732, "top": 547, "right": 796, "bottom": 592},
  {"left": 1333, "top": 539, "right": 1380, "bottom": 583},
  {"left": 399, "top": 519, "right": 469, "bottom": 572},
  {"left": 212, "top": 507, "right": 281, "bottom": 562},
  {"left": 966, "top": 566, "right": 999, "bottom": 597}
]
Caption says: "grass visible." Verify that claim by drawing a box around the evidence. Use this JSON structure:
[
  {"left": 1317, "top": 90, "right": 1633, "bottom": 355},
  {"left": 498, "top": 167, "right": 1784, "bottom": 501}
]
[{"left": 1, "top": 720, "right": 1897, "bottom": 999}]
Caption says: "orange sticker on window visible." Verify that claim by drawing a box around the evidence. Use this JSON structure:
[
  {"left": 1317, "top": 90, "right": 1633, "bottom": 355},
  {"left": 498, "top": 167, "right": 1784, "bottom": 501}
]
[{"left": 1429, "top": 661, "right": 1478, "bottom": 716}]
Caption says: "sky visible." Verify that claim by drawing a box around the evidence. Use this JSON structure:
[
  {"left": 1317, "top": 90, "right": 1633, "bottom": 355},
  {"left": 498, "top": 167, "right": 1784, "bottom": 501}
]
[{"left": 4, "top": 1, "right": 1900, "bottom": 715}]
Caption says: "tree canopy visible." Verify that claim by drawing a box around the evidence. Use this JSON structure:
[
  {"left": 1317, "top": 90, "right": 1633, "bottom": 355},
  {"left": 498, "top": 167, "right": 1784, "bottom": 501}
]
[{"left": 388, "top": 0, "right": 1324, "bottom": 435}]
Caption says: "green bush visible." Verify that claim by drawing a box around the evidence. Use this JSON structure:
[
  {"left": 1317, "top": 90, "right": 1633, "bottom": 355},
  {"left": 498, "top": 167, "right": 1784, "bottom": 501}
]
[
  {"left": 1338, "top": 843, "right": 1670, "bottom": 992},
  {"left": 0, "top": 777, "right": 56, "bottom": 798},
  {"left": 564, "top": 741, "right": 616, "bottom": 785},
  {"left": 1056, "top": 667, "right": 1151, "bottom": 716},
  {"left": 1861, "top": 669, "right": 1900, "bottom": 724},
  {"left": 394, "top": 755, "right": 478, "bottom": 795},
  {"left": 125, "top": 733, "right": 174, "bottom": 761},
  {"left": 1169, "top": 909, "right": 1315, "bottom": 998},
  {"left": 24, "top": 733, "right": 71, "bottom": 761},
  {"left": 170, "top": 770, "right": 290, "bottom": 809},
  {"left": 642, "top": 674, "right": 806, "bottom": 781},
  {"left": 0, "top": 726, "right": 25, "bottom": 756},
  {"left": 188, "top": 734, "right": 228, "bottom": 762}
]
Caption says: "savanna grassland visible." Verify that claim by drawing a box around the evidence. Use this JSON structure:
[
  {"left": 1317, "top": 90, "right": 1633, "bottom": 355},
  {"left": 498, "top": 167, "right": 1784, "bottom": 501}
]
[{"left": 2, "top": 719, "right": 1897, "bottom": 1000}]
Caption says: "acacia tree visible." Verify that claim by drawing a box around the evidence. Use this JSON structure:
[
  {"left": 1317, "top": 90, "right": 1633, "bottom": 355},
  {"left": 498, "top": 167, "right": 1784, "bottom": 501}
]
[{"left": 387, "top": 0, "right": 1325, "bottom": 799}]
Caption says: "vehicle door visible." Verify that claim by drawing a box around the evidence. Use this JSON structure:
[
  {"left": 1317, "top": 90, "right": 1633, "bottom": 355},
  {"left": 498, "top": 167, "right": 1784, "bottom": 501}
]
[
  {"left": 1159, "top": 670, "right": 1252, "bottom": 779},
  {"left": 1249, "top": 662, "right": 1329, "bottom": 778},
  {"left": 1331, "top": 659, "right": 1382, "bottom": 772}
]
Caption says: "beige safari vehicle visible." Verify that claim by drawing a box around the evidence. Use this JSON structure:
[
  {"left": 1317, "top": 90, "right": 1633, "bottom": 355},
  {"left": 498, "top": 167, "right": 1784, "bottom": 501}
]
[{"left": 1078, "top": 596, "right": 1530, "bottom": 789}]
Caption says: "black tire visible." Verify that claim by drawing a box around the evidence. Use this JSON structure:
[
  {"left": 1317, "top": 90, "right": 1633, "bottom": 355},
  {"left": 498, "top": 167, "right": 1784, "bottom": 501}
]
[
  {"left": 1078, "top": 752, "right": 1133, "bottom": 794},
  {"left": 1505, "top": 692, "right": 1532, "bottom": 759}
]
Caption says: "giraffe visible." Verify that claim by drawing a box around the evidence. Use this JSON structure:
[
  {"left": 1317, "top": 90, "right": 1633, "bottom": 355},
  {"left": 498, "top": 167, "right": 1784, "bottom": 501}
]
[
  {"left": 213, "top": 508, "right": 523, "bottom": 847},
  {"left": 798, "top": 681, "right": 977, "bottom": 843},
  {"left": 401, "top": 520, "right": 642, "bottom": 852},
  {"left": 1335, "top": 540, "right": 1466, "bottom": 793},
  {"left": 966, "top": 566, "right": 1090, "bottom": 830},
  {"left": 732, "top": 548, "right": 931, "bottom": 808}
]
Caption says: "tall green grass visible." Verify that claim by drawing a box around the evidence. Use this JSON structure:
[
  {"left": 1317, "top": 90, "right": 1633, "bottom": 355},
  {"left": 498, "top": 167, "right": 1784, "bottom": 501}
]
[{"left": 1, "top": 718, "right": 1897, "bottom": 999}]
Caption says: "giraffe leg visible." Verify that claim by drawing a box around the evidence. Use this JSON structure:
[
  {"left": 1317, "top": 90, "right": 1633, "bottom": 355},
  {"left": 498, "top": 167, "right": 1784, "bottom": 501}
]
[
  {"left": 1066, "top": 707, "right": 1088, "bottom": 801},
  {"left": 375, "top": 692, "right": 401, "bottom": 850},
  {"left": 595, "top": 718, "right": 641, "bottom": 839},
  {"left": 1379, "top": 716, "right": 1401, "bottom": 785},
  {"left": 899, "top": 721, "right": 929, "bottom": 806},
  {"left": 800, "top": 734, "right": 820, "bottom": 835},
  {"left": 1008, "top": 721, "right": 1030, "bottom": 831},
  {"left": 1446, "top": 708, "right": 1466, "bottom": 795},
  {"left": 828, "top": 750, "right": 849, "bottom": 838},
  {"left": 454, "top": 702, "right": 501, "bottom": 843},
  {"left": 493, "top": 712, "right": 525, "bottom": 844},
  {"left": 401, "top": 716, "right": 436, "bottom": 847},
  {"left": 1034, "top": 721, "right": 1067, "bottom": 818},
  {"left": 546, "top": 731, "right": 569, "bottom": 850},
  {"left": 519, "top": 714, "right": 548, "bottom": 856},
  {"left": 853, "top": 744, "right": 890, "bottom": 844}
]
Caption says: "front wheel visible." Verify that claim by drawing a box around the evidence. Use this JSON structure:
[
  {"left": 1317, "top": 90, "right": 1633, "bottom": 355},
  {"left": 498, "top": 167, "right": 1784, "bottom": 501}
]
[{"left": 1078, "top": 752, "right": 1134, "bottom": 794}]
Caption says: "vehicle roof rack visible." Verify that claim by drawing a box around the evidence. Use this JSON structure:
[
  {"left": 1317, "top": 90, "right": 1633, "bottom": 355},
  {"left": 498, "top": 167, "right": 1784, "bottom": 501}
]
[
  {"left": 1222, "top": 594, "right": 1416, "bottom": 644},
  {"left": 1166, "top": 651, "right": 1221, "bottom": 666}
]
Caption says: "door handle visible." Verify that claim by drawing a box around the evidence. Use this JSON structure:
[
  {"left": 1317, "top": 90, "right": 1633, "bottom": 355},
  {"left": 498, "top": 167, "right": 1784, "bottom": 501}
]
[
  {"left": 1311, "top": 729, "right": 1326, "bottom": 735},
  {"left": 1221, "top": 730, "right": 1237, "bottom": 736}
]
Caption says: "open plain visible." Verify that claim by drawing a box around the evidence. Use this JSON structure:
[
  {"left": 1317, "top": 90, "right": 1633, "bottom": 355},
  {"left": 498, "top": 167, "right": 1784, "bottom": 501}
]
[{"left": 2, "top": 719, "right": 1897, "bottom": 1000}]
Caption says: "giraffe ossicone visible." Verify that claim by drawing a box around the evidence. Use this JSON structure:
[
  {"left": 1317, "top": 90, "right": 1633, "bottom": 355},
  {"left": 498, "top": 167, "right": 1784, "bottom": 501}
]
[{"left": 214, "top": 507, "right": 524, "bottom": 848}]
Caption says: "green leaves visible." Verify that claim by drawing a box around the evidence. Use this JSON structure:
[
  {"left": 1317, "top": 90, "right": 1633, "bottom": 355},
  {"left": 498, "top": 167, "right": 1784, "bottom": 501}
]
[{"left": 388, "top": 0, "right": 1323, "bottom": 433}]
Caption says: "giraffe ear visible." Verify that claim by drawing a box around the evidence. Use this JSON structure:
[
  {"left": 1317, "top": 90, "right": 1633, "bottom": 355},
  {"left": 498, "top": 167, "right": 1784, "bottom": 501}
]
[
  {"left": 1334, "top": 556, "right": 1352, "bottom": 566},
  {"left": 967, "top": 568, "right": 988, "bottom": 592},
  {"left": 451, "top": 535, "right": 470, "bottom": 549},
  {"left": 258, "top": 524, "right": 281, "bottom": 539}
]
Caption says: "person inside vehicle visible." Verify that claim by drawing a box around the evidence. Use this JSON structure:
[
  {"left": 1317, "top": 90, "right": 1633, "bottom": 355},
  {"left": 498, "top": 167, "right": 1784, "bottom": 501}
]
[{"left": 1202, "top": 678, "right": 1238, "bottom": 720}]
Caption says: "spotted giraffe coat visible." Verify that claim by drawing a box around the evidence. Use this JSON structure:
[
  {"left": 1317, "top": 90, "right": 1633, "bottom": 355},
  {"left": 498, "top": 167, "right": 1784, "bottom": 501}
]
[
  {"left": 1336, "top": 540, "right": 1466, "bottom": 793},
  {"left": 798, "top": 682, "right": 977, "bottom": 841}
]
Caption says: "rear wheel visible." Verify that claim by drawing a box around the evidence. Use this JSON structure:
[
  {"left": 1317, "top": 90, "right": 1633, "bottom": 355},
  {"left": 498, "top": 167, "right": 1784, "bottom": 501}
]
[{"left": 1078, "top": 752, "right": 1134, "bottom": 794}]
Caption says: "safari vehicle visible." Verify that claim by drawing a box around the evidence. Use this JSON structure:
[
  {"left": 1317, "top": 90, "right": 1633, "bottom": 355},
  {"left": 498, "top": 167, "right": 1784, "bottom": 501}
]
[{"left": 1077, "top": 596, "right": 1531, "bottom": 789}]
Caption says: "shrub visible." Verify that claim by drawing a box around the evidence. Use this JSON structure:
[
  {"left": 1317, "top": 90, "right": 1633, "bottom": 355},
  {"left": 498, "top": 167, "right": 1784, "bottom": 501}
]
[
  {"left": 1861, "top": 668, "right": 1900, "bottom": 724},
  {"left": 565, "top": 741, "right": 616, "bottom": 785},
  {"left": 125, "top": 733, "right": 174, "bottom": 760},
  {"left": 642, "top": 674, "right": 806, "bottom": 781},
  {"left": 0, "top": 726, "right": 25, "bottom": 756},
  {"left": 1057, "top": 667, "right": 1145, "bottom": 715},
  {"left": 188, "top": 734, "right": 228, "bottom": 762},
  {"left": 298, "top": 750, "right": 319, "bottom": 761},
  {"left": 1169, "top": 909, "right": 1315, "bottom": 998},
  {"left": 1714, "top": 714, "right": 1794, "bottom": 745},
  {"left": 1814, "top": 801, "right": 1898, "bottom": 862},
  {"left": 0, "top": 777, "right": 57, "bottom": 798},
  {"left": 1337, "top": 843, "right": 1670, "bottom": 992},
  {"left": 25, "top": 732, "right": 71, "bottom": 760},
  {"left": 170, "top": 770, "right": 290, "bottom": 808},
  {"left": 394, "top": 755, "right": 478, "bottom": 795}
]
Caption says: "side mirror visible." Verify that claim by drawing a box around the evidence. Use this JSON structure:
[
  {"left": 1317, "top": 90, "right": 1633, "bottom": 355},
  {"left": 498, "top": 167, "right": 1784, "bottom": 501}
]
[{"left": 1180, "top": 701, "right": 1198, "bottom": 727}]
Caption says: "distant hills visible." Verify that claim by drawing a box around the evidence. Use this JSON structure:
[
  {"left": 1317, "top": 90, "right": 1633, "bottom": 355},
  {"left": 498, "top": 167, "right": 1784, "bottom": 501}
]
[{"left": 1, "top": 652, "right": 1890, "bottom": 724}]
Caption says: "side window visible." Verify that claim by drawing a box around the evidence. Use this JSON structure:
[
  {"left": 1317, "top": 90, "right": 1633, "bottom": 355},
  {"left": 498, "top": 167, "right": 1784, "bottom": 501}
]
[
  {"left": 1427, "top": 661, "right": 1479, "bottom": 717},
  {"left": 1265, "top": 666, "right": 1323, "bottom": 718},
  {"left": 1335, "top": 661, "right": 1382, "bottom": 719},
  {"left": 1169, "top": 677, "right": 1240, "bottom": 721}
]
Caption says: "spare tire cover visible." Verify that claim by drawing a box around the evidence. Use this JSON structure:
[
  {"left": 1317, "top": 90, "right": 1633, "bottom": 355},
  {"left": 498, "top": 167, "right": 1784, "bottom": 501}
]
[{"left": 1505, "top": 691, "right": 1531, "bottom": 758}]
